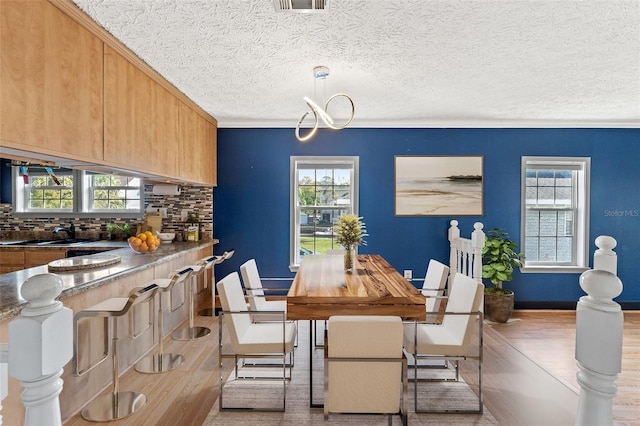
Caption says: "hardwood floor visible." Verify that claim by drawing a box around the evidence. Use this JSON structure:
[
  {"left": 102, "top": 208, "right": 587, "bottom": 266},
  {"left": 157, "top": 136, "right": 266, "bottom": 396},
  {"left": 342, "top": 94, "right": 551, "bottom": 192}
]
[
  {"left": 486, "top": 310, "right": 639, "bottom": 426},
  {"left": 63, "top": 309, "right": 639, "bottom": 425}
]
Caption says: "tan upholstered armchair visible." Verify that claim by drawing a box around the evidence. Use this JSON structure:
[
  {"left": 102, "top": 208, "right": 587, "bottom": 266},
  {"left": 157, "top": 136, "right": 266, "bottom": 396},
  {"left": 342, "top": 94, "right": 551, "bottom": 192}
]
[{"left": 324, "top": 315, "right": 408, "bottom": 425}]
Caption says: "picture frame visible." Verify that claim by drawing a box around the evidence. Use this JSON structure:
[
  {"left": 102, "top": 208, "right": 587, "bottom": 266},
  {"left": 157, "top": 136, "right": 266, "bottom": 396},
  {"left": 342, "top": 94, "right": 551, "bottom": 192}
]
[{"left": 394, "top": 155, "right": 484, "bottom": 216}]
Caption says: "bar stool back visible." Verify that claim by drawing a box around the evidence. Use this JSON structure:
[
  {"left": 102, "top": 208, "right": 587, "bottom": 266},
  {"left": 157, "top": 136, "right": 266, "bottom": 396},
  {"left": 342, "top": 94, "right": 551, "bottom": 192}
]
[
  {"left": 73, "top": 284, "right": 158, "bottom": 422},
  {"left": 135, "top": 267, "right": 194, "bottom": 374},
  {"left": 198, "top": 249, "right": 235, "bottom": 317}
]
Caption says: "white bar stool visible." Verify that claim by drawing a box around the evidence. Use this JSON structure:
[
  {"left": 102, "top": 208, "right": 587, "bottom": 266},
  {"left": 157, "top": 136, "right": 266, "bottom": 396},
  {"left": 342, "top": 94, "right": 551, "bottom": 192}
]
[
  {"left": 73, "top": 284, "right": 158, "bottom": 422},
  {"left": 172, "top": 261, "right": 211, "bottom": 340},
  {"left": 198, "top": 249, "right": 235, "bottom": 317},
  {"left": 135, "top": 267, "right": 194, "bottom": 374}
]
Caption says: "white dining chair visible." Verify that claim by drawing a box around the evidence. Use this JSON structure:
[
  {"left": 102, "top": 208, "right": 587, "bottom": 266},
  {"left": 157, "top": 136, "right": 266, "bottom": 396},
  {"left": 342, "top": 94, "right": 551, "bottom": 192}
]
[
  {"left": 421, "top": 259, "right": 450, "bottom": 321},
  {"left": 217, "top": 272, "right": 297, "bottom": 412},
  {"left": 240, "top": 258, "right": 287, "bottom": 322},
  {"left": 325, "top": 315, "right": 408, "bottom": 425},
  {"left": 403, "top": 272, "right": 484, "bottom": 413}
]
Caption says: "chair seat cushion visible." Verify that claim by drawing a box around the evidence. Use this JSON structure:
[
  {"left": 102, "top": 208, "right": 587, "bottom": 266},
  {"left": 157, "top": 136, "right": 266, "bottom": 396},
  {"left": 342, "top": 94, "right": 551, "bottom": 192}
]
[
  {"left": 84, "top": 297, "right": 129, "bottom": 314},
  {"left": 235, "top": 321, "right": 297, "bottom": 354},
  {"left": 403, "top": 322, "right": 468, "bottom": 356}
]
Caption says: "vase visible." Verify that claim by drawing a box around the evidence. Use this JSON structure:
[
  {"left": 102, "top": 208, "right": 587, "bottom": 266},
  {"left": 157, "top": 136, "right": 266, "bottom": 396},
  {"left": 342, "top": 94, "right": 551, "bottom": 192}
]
[{"left": 344, "top": 247, "right": 353, "bottom": 272}]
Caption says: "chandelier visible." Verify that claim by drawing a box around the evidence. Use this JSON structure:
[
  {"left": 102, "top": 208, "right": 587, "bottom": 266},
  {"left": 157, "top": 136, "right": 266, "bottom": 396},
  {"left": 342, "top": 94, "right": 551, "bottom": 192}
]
[{"left": 295, "top": 66, "right": 355, "bottom": 142}]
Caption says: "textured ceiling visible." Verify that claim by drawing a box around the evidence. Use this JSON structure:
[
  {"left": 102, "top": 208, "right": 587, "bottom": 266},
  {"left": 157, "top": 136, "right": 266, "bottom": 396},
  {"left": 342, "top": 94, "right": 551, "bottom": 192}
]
[{"left": 71, "top": 0, "right": 640, "bottom": 128}]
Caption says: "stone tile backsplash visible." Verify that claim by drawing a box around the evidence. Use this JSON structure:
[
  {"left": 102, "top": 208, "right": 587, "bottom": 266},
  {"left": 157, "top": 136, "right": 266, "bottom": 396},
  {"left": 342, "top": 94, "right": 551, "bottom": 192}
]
[{"left": 0, "top": 184, "right": 213, "bottom": 240}]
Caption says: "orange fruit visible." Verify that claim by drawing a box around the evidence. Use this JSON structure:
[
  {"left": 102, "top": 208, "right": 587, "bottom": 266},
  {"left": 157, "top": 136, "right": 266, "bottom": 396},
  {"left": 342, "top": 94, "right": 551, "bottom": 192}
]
[{"left": 140, "top": 242, "right": 149, "bottom": 251}]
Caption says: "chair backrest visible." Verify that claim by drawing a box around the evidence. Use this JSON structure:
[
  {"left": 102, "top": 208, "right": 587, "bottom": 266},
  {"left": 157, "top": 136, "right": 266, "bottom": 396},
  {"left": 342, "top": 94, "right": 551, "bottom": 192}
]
[
  {"left": 239, "top": 259, "right": 266, "bottom": 310},
  {"left": 121, "top": 283, "right": 158, "bottom": 315},
  {"left": 216, "top": 272, "right": 252, "bottom": 352},
  {"left": 196, "top": 255, "right": 216, "bottom": 270},
  {"left": 166, "top": 266, "right": 193, "bottom": 286},
  {"left": 326, "top": 315, "right": 403, "bottom": 414},
  {"left": 442, "top": 272, "right": 484, "bottom": 349},
  {"left": 422, "top": 259, "right": 450, "bottom": 313}
]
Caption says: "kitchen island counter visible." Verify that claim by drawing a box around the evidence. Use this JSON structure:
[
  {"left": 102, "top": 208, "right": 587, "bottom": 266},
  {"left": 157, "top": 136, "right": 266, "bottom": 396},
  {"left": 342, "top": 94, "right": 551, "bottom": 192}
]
[{"left": 0, "top": 239, "right": 217, "bottom": 321}]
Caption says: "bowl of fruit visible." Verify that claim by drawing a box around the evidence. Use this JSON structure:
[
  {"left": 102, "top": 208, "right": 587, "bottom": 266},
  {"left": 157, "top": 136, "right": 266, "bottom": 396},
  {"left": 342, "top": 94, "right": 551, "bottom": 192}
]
[{"left": 128, "top": 231, "right": 160, "bottom": 254}]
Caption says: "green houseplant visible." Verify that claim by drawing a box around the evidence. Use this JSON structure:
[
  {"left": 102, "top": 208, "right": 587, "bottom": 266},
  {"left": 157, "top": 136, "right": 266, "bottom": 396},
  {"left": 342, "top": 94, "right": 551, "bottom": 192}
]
[
  {"left": 481, "top": 228, "right": 524, "bottom": 323},
  {"left": 106, "top": 223, "right": 134, "bottom": 240}
]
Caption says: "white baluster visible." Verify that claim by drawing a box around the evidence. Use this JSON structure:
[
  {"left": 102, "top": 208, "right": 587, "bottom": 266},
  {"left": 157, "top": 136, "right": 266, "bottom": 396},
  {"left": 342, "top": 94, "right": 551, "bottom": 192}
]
[
  {"left": 8, "top": 274, "right": 73, "bottom": 426},
  {"left": 575, "top": 236, "right": 623, "bottom": 426}
]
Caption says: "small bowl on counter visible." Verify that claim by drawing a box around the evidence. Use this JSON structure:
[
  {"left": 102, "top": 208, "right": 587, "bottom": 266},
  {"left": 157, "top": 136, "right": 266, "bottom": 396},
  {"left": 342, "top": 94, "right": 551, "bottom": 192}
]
[
  {"left": 128, "top": 232, "right": 160, "bottom": 254},
  {"left": 156, "top": 232, "right": 176, "bottom": 243}
]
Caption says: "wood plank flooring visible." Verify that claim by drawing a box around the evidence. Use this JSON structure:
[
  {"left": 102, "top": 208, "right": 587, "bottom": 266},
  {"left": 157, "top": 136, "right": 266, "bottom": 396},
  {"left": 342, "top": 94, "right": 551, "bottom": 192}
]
[
  {"left": 487, "top": 310, "right": 639, "bottom": 426},
  {"left": 62, "top": 309, "right": 639, "bottom": 425}
]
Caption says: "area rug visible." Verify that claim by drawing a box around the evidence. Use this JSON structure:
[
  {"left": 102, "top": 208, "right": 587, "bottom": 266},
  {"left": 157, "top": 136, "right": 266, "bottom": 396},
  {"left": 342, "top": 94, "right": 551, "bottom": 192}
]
[{"left": 204, "top": 322, "right": 498, "bottom": 425}]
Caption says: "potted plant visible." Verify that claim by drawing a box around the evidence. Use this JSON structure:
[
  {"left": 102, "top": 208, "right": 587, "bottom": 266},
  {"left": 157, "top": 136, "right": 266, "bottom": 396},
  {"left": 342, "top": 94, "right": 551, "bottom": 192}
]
[
  {"left": 334, "top": 214, "right": 368, "bottom": 271},
  {"left": 481, "top": 228, "right": 524, "bottom": 323},
  {"left": 106, "top": 223, "right": 134, "bottom": 240}
]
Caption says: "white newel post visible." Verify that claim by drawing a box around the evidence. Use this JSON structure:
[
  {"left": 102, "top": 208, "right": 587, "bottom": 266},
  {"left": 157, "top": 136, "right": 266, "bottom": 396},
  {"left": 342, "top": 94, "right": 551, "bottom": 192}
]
[
  {"left": 1, "top": 343, "right": 7, "bottom": 425},
  {"left": 8, "top": 274, "right": 73, "bottom": 426},
  {"left": 575, "top": 236, "right": 623, "bottom": 426},
  {"left": 448, "top": 220, "right": 461, "bottom": 287},
  {"left": 470, "top": 222, "right": 485, "bottom": 284}
]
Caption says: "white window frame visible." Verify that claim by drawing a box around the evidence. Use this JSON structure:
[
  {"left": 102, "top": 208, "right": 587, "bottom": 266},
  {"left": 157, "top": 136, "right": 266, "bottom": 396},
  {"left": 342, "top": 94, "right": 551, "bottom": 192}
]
[
  {"left": 12, "top": 166, "right": 144, "bottom": 218},
  {"left": 520, "top": 156, "right": 590, "bottom": 273},
  {"left": 290, "top": 156, "right": 359, "bottom": 271}
]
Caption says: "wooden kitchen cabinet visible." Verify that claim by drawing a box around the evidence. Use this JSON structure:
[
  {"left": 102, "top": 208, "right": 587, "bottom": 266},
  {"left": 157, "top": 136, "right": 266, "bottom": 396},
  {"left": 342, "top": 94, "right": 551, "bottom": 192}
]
[
  {"left": 0, "top": 251, "right": 25, "bottom": 274},
  {"left": 24, "top": 249, "right": 67, "bottom": 268},
  {"left": 104, "top": 46, "right": 180, "bottom": 179},
  {"left": 179, "top": 102, "right": 218, "bottom": 185},
  {"left": 0, "top": 248, "right": 66, "bottom": 271},
  {"left": 0, "top": 0, "right": 103, "bottom": 162}
]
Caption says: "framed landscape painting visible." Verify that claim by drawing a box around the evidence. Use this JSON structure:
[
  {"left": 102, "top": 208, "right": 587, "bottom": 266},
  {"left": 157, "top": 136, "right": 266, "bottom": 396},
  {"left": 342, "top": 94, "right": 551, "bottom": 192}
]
[{"left": 394, "top": 155, "right": 484, "bottom": 216}]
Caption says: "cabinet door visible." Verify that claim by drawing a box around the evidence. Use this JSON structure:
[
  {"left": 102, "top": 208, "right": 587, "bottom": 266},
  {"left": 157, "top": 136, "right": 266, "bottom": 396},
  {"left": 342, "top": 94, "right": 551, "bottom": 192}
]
[
  {"left": 0, "top": 0, "right": 103, "bottom": 161},
  {"left": 179, "top": 102, "right": 217, "bottom": 185},
  {"left": 104, "top": 46, "right": 180, "bottom": 178},
  {"left": 24, "top": 249, "right": 66, "bottom": 268},
  {"left": 0, "top": 251, "right": 25, "bottom": 269}
]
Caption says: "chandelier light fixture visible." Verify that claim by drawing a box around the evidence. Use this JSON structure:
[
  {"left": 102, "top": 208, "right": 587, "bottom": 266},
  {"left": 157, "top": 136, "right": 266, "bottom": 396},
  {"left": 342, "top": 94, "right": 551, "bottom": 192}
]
[{"left": 295, "top": 66, "right": 355, "bottom": 142}]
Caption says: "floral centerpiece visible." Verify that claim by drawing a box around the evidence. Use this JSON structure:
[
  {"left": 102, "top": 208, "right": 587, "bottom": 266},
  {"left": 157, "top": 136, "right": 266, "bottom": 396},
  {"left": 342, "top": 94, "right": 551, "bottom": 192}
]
[{"left": 334, "top": 214, "right": 368, "bottom": 271}]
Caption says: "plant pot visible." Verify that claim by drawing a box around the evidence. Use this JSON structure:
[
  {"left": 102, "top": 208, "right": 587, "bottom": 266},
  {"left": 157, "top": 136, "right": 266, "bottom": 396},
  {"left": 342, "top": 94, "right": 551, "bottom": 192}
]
[{"left": 484, "top": 290, "right": 514, "bottom": 323}]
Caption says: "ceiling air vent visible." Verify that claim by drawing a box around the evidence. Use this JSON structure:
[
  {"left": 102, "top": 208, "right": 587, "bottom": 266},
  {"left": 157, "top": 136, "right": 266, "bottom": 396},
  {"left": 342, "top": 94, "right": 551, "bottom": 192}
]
[{"left": 274, "top": 0, "right": 328, "bottom": 13}]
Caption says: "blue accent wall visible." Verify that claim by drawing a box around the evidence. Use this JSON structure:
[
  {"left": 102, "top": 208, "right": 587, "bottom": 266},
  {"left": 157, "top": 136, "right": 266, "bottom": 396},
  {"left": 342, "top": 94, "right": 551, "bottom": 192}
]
[{"left": 214, "top": 128, "right": 640, "bottom": 306}]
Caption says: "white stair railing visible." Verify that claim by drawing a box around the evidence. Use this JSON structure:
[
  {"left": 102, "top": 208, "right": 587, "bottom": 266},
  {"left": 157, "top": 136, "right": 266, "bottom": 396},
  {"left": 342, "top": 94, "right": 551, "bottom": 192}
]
[
  {"left": 7, "top": 273, "right": 73, "bottom": 426},
  {"left": 575, "top": 236, "right": 623, "bottom": 426}
]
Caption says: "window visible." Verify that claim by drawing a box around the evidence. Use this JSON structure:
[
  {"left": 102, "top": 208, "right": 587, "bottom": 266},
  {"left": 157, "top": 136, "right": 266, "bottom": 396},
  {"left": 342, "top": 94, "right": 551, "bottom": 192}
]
[
  {"left": 521, "top": 157, "right": 590, "bottom": 273},
  {"left": 13, "top": 166, "right": 143, "bottom": 217},
  {"left": 290, "top": 156, "right": 359, "bottom": 270}
]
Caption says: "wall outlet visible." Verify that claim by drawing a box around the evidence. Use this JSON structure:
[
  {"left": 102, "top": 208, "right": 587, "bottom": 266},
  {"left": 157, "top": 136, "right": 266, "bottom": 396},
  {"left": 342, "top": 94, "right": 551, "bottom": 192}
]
[{"left": 403, "top": 269, "right": 412, "bottom": 280}]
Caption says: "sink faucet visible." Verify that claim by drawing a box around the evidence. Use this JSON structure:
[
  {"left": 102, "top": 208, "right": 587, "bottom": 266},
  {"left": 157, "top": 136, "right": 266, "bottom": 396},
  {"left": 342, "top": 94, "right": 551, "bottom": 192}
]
[{"left": 53, "top": 223, "right": 76, "bottom": 239}]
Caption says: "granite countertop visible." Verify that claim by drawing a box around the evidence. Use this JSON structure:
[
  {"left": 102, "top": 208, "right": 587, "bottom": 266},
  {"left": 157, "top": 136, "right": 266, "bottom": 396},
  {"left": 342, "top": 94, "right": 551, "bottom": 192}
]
[
  {"left": 0, "top": 240, "right": 128, "bottom": 250},
  {"left": 0, "top": 239, "right": 218, "bottom": 321}
]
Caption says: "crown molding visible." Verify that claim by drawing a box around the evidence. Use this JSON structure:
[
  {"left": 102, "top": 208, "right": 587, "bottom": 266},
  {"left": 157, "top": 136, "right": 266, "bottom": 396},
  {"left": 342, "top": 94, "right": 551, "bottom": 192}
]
[{"left": 216, "top": 118, "right": 640, "bottom": 129}]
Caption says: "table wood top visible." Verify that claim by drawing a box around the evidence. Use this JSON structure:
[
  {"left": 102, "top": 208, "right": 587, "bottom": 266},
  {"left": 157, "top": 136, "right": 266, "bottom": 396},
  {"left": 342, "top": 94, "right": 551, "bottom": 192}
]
[{"left": 287, "top": 254, "right": 426, "bottom": 320}]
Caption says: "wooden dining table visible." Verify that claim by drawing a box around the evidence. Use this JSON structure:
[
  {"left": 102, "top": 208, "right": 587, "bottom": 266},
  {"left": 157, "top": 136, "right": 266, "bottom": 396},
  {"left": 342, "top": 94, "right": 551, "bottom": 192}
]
[
  {"left": 287, "top": 253, "right": 426, "bottom": 407},
  {"left": 287, "top": 253, "right": 426, "bottom": 321}
]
